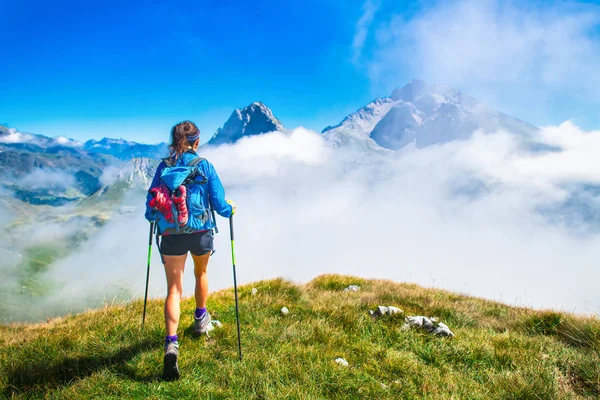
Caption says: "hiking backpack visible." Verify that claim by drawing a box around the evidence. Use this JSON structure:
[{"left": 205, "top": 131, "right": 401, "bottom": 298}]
[{"left": 148, "top": 156, "right": 213, "bottom": 235}]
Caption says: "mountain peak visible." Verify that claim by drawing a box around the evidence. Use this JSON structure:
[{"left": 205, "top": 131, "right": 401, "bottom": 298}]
[
  {"left": 208, "top": 102, "right": 284, "bottom": 146},
  {"left": 324, "top": 80, "right": 538, "bottom": 151},
  {"left": 391, "top": 79, "right": 429, "bottom": 101}
]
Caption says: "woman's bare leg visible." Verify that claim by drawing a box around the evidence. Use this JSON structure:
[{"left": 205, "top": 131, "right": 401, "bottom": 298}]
[
  {"left": 191, "top": 253, "right": 210, "bottom": 310},
  {"left": 163, "top": 254, "right": 187, "bottom": 336}
]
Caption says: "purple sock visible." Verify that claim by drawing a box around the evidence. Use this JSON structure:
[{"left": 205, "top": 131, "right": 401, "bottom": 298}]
[
  {"left": 165, "top": 335, "right": 178, "bottom": 344},
  {"left": 195, "top": 307, "right": 206, "bottom": 319}
]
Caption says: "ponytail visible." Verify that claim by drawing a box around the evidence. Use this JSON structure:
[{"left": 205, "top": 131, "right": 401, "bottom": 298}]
[{"left": 169, "top": 121, "right": 200, "bottom": 159}]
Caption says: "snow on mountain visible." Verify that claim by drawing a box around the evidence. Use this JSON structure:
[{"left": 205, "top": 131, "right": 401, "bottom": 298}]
[
  {"left": 322, "top": 97, "right": 398, "bottom": 149},
  {"left": 83, "top": 138, "right": 168, "bottom": 160},
  {"left": 324, "top": 80, "right": 538, "bottom": 151},
  {"left": 85, "top": 137, "right": 135, "bottom": 149},
  {"left": 208, "top": 102, "right": 284, "bottom": 146}
]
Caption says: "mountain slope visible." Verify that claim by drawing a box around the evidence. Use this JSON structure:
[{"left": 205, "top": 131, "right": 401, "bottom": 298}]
[
  {"left": 1, "top": 275, "right": 598, "bottom": 398},
  {"left": 208, "top": 102, "right": 284, "bottom": 146},
  {"left": 325, "top": 80, "right": 539, "bottom": 150},
  {"left": 0, "top": 124, "right": 164, "bottom": 206},
  {"left": 322, "top": 97, "right": 397, "bottom": 149}
]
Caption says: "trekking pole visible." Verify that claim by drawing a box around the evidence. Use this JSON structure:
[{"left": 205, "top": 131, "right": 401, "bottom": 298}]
[
  {"left": 211, "top": 208, "right": 218, "bottom": 233},
  {"left": 229, "top": 215, "right": 242, "bottom": 360},
  {"left": 142, "top": 221, "right": 154, "bottom": 329}
]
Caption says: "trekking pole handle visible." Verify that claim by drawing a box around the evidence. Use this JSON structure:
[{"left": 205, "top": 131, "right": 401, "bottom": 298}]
[
  {"left": 148, "top": 222, "right": 155, "bottom": 245},
  {"left": 211, "top": 208, "right": 218, "bottom": 234}
]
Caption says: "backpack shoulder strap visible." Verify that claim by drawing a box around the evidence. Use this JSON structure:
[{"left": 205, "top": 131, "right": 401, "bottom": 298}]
[
  {"left": 161, "top": 157, "right": 174, "bottom": 167},
  {"left": 188, "top": 157, "right": 206, "bottom": 167}
]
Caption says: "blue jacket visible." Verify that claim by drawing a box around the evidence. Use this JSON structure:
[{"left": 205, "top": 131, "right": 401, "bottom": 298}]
[{"left": 145, "top": 151, "right": 233, "bottom": 231}]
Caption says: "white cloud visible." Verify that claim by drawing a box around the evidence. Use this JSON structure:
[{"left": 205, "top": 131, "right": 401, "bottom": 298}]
[
  {"left": 5, "top": 123, "right": 600, "bottom": 321},
  {"left": 352, "top": 0, "right": 381, "bottom": 64},
  {"left": 367, "top": 0, "right": 600, "bottom": 122},
  {"left": 0, "top": 128, "right": 33, "bottom": 144},
  {"left": 54, "top": 136, "right": 82, "bottom": 147},
  {"left": 100, "top": 164, "right": 132, "bottom": 186},
  {"left": 20, "top": 169, "right": 76, "bottom": 190},
  {"left": 199, "top": 126, "right": 600, "bottom": 315}
]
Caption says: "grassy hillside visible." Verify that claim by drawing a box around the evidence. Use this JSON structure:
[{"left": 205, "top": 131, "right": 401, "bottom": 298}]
[{"left": 1, "top": 275, "right": 599, "bottom": 399}]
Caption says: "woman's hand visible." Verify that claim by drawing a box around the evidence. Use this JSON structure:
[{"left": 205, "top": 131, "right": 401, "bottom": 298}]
[{"left": 226, "top": 199, "right": 236, "bottom": 215}]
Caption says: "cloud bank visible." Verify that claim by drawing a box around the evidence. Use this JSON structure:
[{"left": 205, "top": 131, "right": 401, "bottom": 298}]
[
  {"left": 3, "top": 124, "right": 600, "bottom": 321},
  {"left": 365, "top": 0, "right": 600, "bottom": 124}
]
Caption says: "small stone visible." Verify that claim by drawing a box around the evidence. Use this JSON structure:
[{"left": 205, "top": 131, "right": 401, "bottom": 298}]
[
  {"left": 334, "top": 358, "right": 349, "bottom": 367},
  {"left": 387, "top": 306, "right": 403, "bottom": 315},
  {"left": 251, "top": 288, "right": 258, "bottom": 295},
  {"left": 423, "top": 318, "right": 435, "bottom": 332},
  {"left": 432, "top": 322, "right": 454, "bottom": 337},
  {"left": 375, "top": 306, "right": 389, "bottom": 316},
  {"left": 343, "top": 285, "right": 361, "bottom": 292},
  {"left": 205, "top": 320, "right": 222, "bottom": 333},
  {"left": 404, "top": 316, "right": 454, "bottom": 337},
  {"left": 405, "top": 316, "right": 435, "bottom": 331},
  {"left": 281, "top": 307, "right": 289, "bottom": 315},
  {"left": 405, "top": 316, "right": 425, "bottom": 327}
]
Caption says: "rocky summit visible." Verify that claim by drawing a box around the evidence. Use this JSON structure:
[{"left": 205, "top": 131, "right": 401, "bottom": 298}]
[{"left": 208, "top": 102, "right": 284, "bottom": 146}]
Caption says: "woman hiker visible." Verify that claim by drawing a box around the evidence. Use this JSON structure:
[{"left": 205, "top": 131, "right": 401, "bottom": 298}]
[{"left": 145, "top": 120, "right": 235, "bottom": 381}]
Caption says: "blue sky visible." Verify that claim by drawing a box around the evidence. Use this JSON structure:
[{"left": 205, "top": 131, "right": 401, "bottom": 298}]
[{"left": 1, "top": 0, "right": 600, "bottom": 143}]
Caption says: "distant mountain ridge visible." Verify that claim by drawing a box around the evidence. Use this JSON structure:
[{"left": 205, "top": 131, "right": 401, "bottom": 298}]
[
  {"left": 0, "top": 125, "right": 168, "bottom": 160},
  {"left": 83, "top": 138, "right": 168, "bottom": 160},
  {"left": 0, "top": 81, "right": 541, "bottom": 207}
]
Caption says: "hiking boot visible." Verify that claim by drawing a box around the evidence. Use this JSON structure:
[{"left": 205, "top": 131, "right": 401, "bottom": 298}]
[
  {"left": 194, "top": 310, "right": 212, "bottom": 335},
  {"left": 149, "top": 184, "right": 174, "bottom": 222},
  {"left": 163, "top": 341, "right": 180, "bottom": 381},
  {"left": 172, "top": 185, "right": 189, "bottom": 226}
]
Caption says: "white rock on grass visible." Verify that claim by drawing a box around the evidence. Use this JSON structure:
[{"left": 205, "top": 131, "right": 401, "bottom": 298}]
[
  {"left": 205, "top": 320, "right": 223, "bottom": 333},
  {"left": 280, "top": 307, "right": 289, "bottom": 315},
  {"left": 343, "top": 285, "right": 361, "bottom": 292},
  {"left": 375, "top": 306, "right": 389, "bottom": 316},
  {"left": 251, "top": 288, "right": 258, "bottom": 295},
  {"left": 387, "top": 306, "right": 403, "bottom": 315},
  {"left": 432, "top": 322, "right": 454, "bottom": 338},
  {"left": 405, "top": 316, "right": 434, "bottom": 331},
  {"left": 372, "top": 305, "right": 404, "bottom": 317},
  {"left": 403, "top": 316, "right": 454, "bottom": 338},
  {"left": 335, "top": 358, "right": 349, "bottom": 367}
]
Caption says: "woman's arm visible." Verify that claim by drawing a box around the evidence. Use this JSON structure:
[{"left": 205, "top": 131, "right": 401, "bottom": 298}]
[{"left": 206, "top": 162, "right": 233, "bottom": 218}]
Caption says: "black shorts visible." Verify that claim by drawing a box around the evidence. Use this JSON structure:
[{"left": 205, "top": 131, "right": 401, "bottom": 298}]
[{"left": 159, "top": 230, "right": 214, "bottom": 256}]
